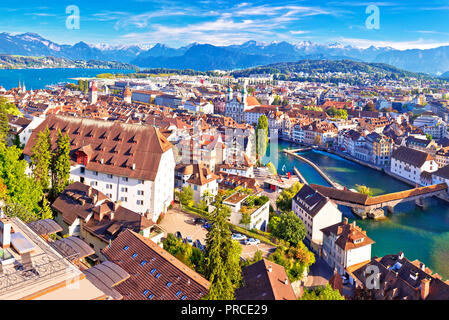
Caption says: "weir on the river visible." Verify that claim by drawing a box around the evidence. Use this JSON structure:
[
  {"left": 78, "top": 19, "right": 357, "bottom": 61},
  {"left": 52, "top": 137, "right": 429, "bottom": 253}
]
[{"left": 283, "top": 148, "right": 343, "bottom": 189}]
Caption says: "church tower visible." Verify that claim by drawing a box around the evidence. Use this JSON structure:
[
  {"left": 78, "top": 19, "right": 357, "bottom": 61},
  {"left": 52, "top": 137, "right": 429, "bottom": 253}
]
[
  {"left": 227, "top": 86, "right": 233, "bottom": 101},
  {"left": 123, "top": 85, "right": 132, "bottom": 104},
  {"left": 89, "top": 81, "right": 98, "bottom": 104}
]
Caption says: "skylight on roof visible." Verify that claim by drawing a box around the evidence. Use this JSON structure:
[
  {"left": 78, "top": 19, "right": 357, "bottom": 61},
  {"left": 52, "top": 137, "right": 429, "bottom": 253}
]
[
  {"left": 150, "top": 268, "right": 156, "bottom": 274},
  {"left": 166, "top": 282, "right": 172, "bottom": 288},
  {"left": 181, "top": 295, "right": 187, "bottom": 300},
  {"left": 132, "top": 253, "right": 138, "bottom": 258},
  {"left": 140, "top": 260, "right": 147, "bottom": 266},
  {"left": 148, "top": 294, "right": 154, "bottom": 300},
  {"left": 155, "top": 273, "right": 161, "bottom": 278},
  {"left": 143, "top": 289, "right": 149, "bottom": 296},
  {"left": 176, "top": 290, "right": 182, "bottom": 297},
  {"left": 123, "top": 245, "right": 129, "bottom": 251}
]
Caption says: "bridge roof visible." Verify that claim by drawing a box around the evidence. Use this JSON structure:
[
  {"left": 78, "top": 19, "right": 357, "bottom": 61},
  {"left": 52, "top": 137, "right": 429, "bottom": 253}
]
[{"left": 310, "top": 183, "right": 448, "bottom": 206}]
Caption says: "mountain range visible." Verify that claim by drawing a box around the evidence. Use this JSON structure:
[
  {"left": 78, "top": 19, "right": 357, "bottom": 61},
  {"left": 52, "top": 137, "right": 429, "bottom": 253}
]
[{"left": 1, "top": 32, "right": 449, "bottom": 75}]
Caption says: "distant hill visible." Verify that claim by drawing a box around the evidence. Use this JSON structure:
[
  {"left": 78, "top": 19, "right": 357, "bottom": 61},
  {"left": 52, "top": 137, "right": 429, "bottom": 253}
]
[
  {"left": 231, "top": 59, "right": 429, "bottom": 78},
  {"left": 0, "top": 54, "right": 136, "bottom": 70}
]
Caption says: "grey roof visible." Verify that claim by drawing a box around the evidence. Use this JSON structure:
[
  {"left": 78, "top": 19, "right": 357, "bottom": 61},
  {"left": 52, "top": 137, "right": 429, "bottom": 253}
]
[
  {"left": 292, "top": 184, "right": 328, "bottom": 217},
  {"left": 83, "top": 261, "right": 130, "bottom": 300},
  {"left": 51, "top": 236, "right": 95, "bottom": 260},
  {"left": 392, "top": 146, "right": 433, "bottom": 167},
  {"left": 27, "top": 219, "right": 63, "bottom": 236}
]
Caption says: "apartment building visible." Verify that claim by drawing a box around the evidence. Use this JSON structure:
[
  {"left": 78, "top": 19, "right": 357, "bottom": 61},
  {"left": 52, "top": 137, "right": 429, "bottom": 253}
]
[{"left": 23, "top": 115, "right": 175, "bottom": 223}]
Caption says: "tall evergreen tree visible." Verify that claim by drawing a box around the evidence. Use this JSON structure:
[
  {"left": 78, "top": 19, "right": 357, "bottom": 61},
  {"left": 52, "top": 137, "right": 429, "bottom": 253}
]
[
  {"left": 31, "top": 127, "right": 52, "bottom": 191},
  {"left": 50, "top": 129, "right": 71, "bottom": 201},
  {"left": 0, "top": 109, "right": 9, "bottom": 144},
  {"left": 204, "top": 204, "right": 236, "bottom": 300},
  {"left": 256, "top": 115, "right": 269, "bottom": 162},
  {"left": 39, "top": 196, "right": 53, "bottom": 220}
]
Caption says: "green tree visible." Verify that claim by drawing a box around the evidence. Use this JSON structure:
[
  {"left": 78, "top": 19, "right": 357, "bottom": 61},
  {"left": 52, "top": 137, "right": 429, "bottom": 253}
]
[
  {"left": 0, "top": 142, "right": 42, "bottom": 220},
  {"left": 31, "top": 127, "right": 52, "bottom": 191},
  {"left": 50, "top": 130, "right": 71, "bottom": 201},
  {"left": 0, "top": 109, "right": 9, "bottom": 144},
  {"left": 178, "top": 186, "right": 194, "bottom": 206},
  {"left": 356, "top": 184, "right": 373, "bottom": 197},
  {"left": 276, "top": 182, "right": 303, "bottom": 212},
  {"left": 39, "top": 196, "right": 53, "bottom": 220},
  {"left": 239, "top": 209, "right": 251, "bottom": 227},
  {"left": 204, "top": 204, "right": 240, "bottom": 300},
  {"left": 268, "top": 215, "right": 281, "bottom": 233},
  {"left": 272, "top": 211, "right": 306, "bottom": 246},
  {"left": 300, "top": 284, "right": 344, "bottom": 300},
  {"left": 256, "top": 115, "right": 269, "bottom": 162}
]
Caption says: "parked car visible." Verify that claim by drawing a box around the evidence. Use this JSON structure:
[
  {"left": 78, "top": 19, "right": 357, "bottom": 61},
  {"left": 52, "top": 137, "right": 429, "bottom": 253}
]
[
  {"left": 194, "top": 218, "right": 207, "bottom": 225},
  {"left": 202, "top": 222, "right": 213, "bottom": 230},
  {"left": 244, "top": 238, "right": 260, "bottom": 245},
  {"left": 185, "top": 236, "right": 193, "bottom": 245},
  {"left": 231, "top": 233, "right": 247, "bottom": 241},
  {"left": 175, "top": 231, "right": 182, "bottom": 240},
  {"left": 194, "top": 240, "right": 205, "bottom": 252}
]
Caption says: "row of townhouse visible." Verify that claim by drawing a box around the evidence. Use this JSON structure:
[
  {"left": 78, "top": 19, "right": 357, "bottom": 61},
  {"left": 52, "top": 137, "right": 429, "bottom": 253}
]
[{"left": 338, "top": 129, "right": 393, "bottom": 166}]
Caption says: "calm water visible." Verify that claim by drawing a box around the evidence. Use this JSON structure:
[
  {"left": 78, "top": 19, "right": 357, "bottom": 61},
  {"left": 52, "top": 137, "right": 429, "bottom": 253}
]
[
  {"left": 264, "top": 140, "right": 449, "bottom": 279},
  {"left": 0, "top": 68, "right": 135, "bottom": 90}
]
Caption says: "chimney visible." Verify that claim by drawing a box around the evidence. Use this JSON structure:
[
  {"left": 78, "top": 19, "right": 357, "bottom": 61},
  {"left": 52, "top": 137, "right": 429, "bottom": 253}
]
[
  {"left": 343, "top": 217, "right": 348, "bottom": 224},
  {"left": 398, "top": 251, "right": 404, "bottom": 260},
  {"left": 268, "top": 265, "right": 272, "bottom": 273},
  {"left": 132, "top": 163, "right": 136, "bottom": 170},
  {"left": 284, "top": 277, "right": 289, "bottom": 285},
  {"left": 351, "top": 221, "right": 356, "bottom": 227},
  {"left": 0, "top": 218, "right": 12, "bottom": 248},
  {"left": 420, "top": 262, "right": 426, "bottom": 271},
  {"left": 88, "top": 186, "right": 93, "bottom": 197},
  {"left": 113, "top": 202, "right": 120, "bottom": 211},
  {"left": 92, "top": 193, "right": 98, "bottom": 205},
  {"left": 420, "top": 278, "right": 431, "bottom": 300}
]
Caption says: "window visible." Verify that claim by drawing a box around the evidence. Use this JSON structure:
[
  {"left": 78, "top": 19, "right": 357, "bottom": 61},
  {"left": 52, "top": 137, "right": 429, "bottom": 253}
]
[
  {"left": 123, "top": 177, "right": 128, "bottom": 182},
  {"left": 121, "top": 187, "right": 128, "bottom": 193},
  {"left": 107, "top": 174, "right": 113, "bottom": 179},
  {"left": 93, "top": 171, "right": 98, "bottom": 176},
  {"left": 137, "top": 200, "right": 144, "bottom": 206},
  {"left": 106, "top": 193, "right": 112, "bottom": 198},
  {"left": 137, "top": 190, "right": 144, "bottom": 196},
  {"left": 91, "top": 181, "right": 98, "bottom": 186},
  {"left": 106, "top": 184, "right": 112, "bottom": 189},
  {"left": 121, "top": 197, "right": 128, "bottom": 202},
  {"left": 139, "top": 180, "right": 144, "bottom": 184},
  {"left": 80, "top": 167, "right": 85, "bottom": 174}
]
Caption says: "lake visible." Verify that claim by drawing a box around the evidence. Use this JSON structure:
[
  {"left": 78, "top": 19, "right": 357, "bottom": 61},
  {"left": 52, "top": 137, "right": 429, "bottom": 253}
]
[{"left": 0, "top": 68, "right": 135, "bottom": 90}]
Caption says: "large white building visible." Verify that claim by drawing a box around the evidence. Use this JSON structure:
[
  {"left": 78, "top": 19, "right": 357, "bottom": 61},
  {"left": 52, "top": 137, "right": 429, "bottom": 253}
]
[
  {"left": 391, "top": 146, "right": 437, "bottom": 186},
  {"left": 23, "top": 115, "right": 175, "bottom": 223},
  {"left": 292, "top": 185, "right": 342, "bottom": 252},
  {"left": 321, "top": 218, "right": 374, "bottom": 277},
  {"left": 225, "top": 85, "right": 260, "bottom": 123}
]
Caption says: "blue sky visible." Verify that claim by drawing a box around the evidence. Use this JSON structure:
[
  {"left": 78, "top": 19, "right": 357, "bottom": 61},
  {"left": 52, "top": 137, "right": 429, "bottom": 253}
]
[{"left": 1, "top": 0, "right": 449, "bottom": 49}]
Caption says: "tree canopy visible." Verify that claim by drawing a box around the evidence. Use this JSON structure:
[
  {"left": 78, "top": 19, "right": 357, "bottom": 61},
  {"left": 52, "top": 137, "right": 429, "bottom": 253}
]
[
  {"left": 271, "top": 211, "right": 307, "bottom": 247},
  {"left": 276, "top": 182, "right": 303, "bottom": 212},
  {"left": 300, "top": 284, "right": 344, "bottom": 300}
]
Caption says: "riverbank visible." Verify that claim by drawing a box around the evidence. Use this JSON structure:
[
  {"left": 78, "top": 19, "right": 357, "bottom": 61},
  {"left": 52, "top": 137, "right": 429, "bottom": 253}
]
[{"left": 265, "top": 140, "right": 449, "bottom": 280}]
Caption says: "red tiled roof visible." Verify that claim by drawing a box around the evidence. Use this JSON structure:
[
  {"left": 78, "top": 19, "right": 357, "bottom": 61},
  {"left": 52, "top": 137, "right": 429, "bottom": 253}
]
[{"left": 102, "top": 229, "right": 210, "bottom": 300}]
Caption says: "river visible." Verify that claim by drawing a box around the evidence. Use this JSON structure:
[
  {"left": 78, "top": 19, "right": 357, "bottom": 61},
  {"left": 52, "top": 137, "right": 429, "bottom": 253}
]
[
  {"left": 263, "top": 140, "right": 449, "bottom": 280},
  {"left": 0, "top": 68, "right": 135, "bottom": 90}
]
